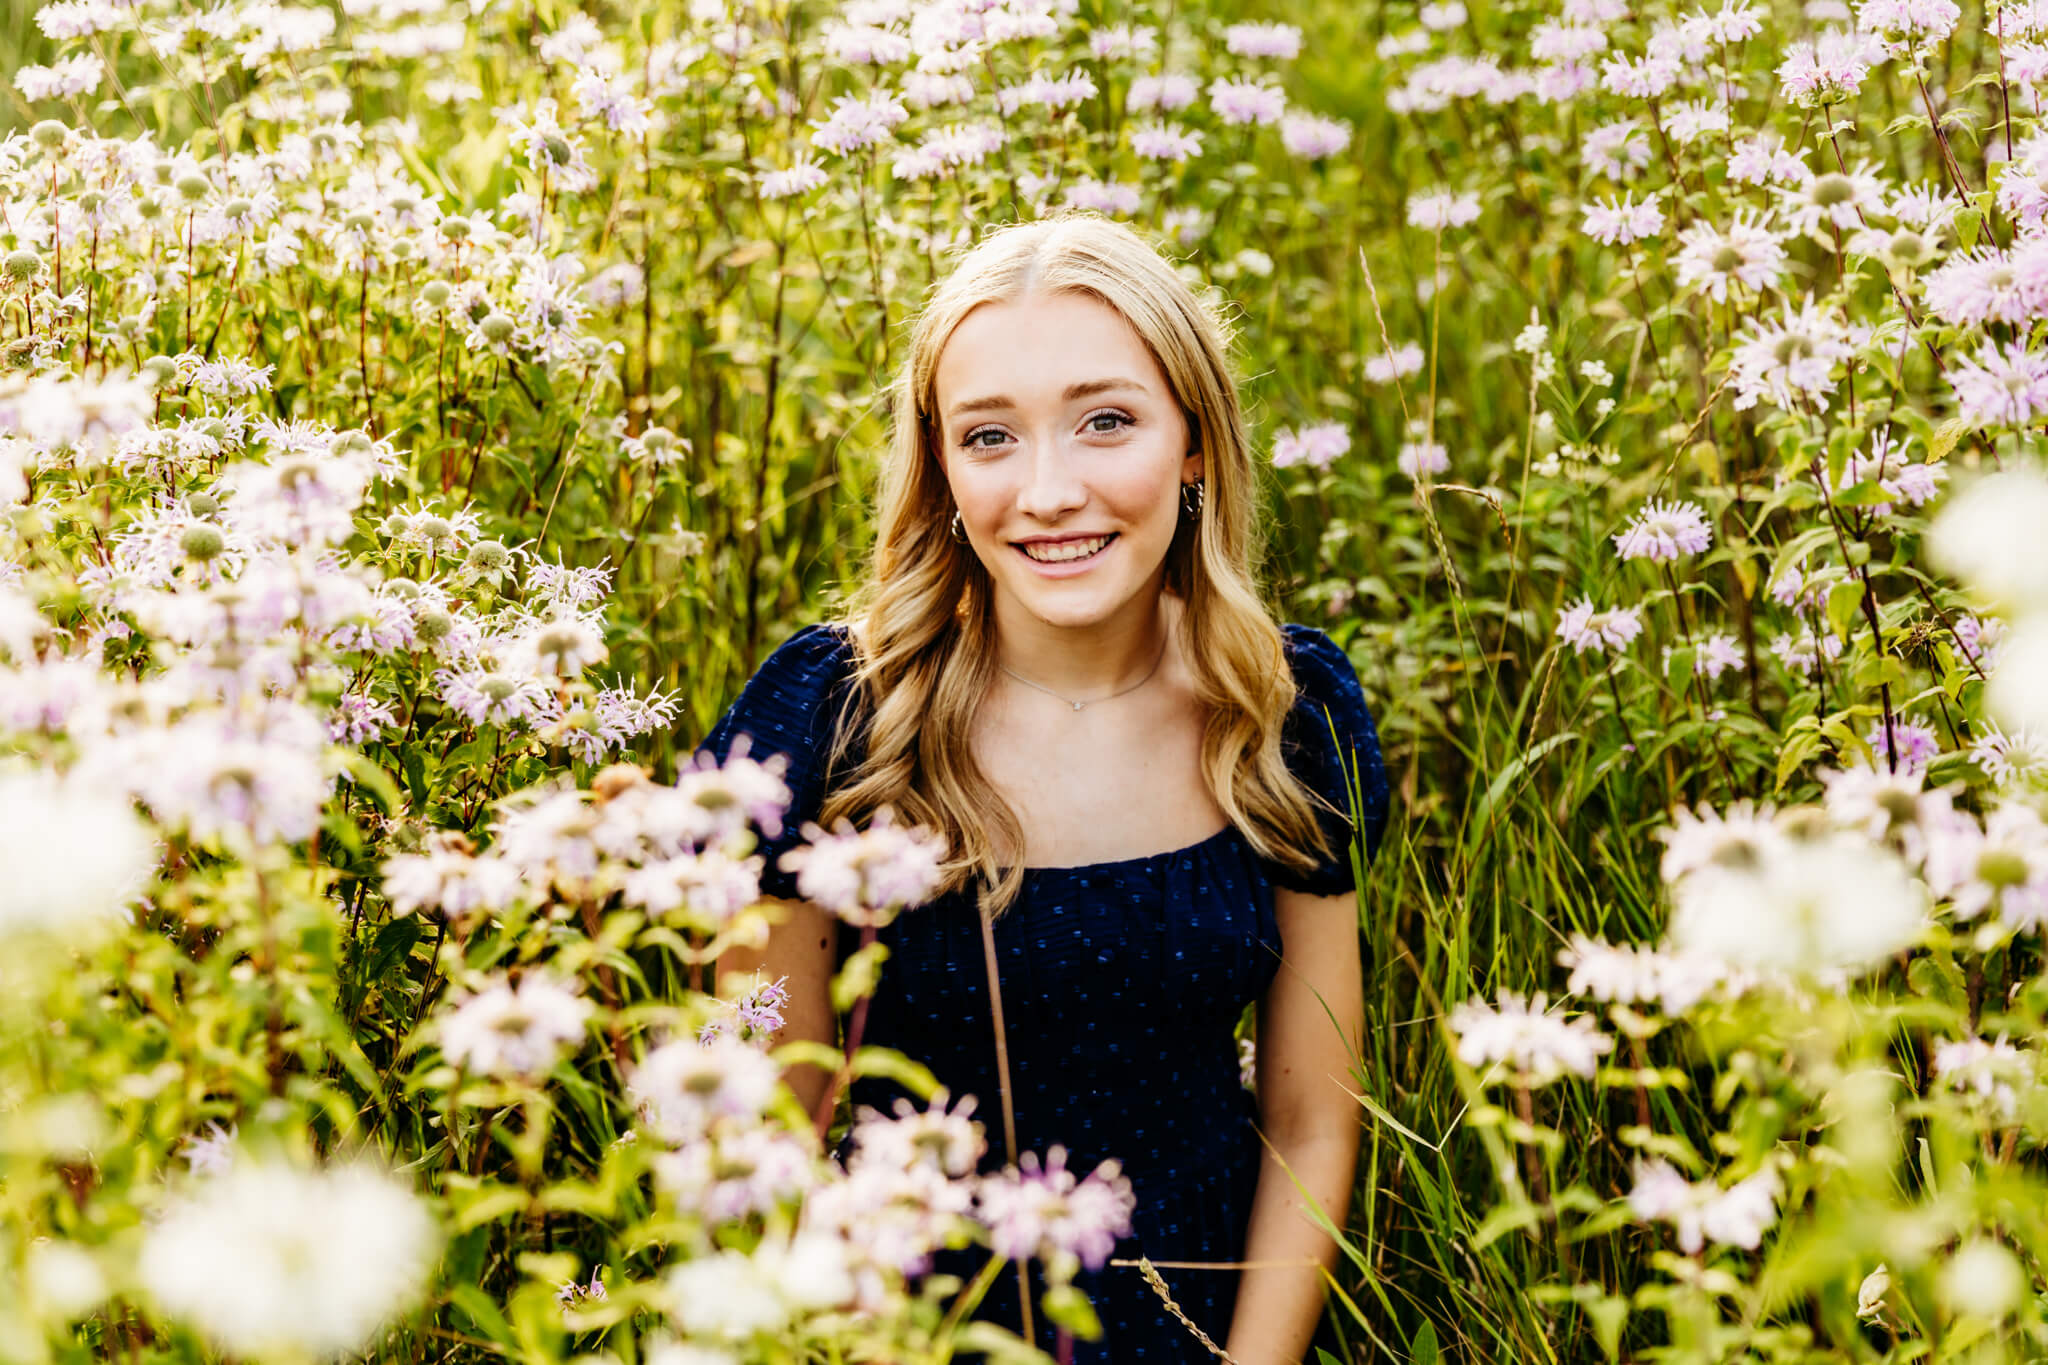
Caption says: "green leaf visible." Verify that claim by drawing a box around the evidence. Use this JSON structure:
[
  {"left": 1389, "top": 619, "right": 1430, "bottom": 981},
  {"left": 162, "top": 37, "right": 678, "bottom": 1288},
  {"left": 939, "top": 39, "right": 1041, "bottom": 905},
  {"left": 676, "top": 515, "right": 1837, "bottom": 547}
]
[
  {"left": 847, "top": 1045, "right": 941, "bottom": 1099},
  {"left": 831, "top": 940, "right": 892, "bottom": 1013},
  {"left": 1826, "top": 579, "right": 1864, "bottom": 644},
  {"left": 1040, "top": 1284, "right": 1104, "bottom": 1340},
  {"left": 1410, "top": 1317, "right": 1442, "bottom": 1365},
  {"left": 1955, "top": 206, "right": 1984, "bottom": 252},
  {"left": 446, "top": 1284, "right": 517, "bottom": 1351},
  {"left": 364, "top": 916, "right": 423, "bottom": 982},
  {"left": 1927, "top": 416, "right": 1968, "bottom": 462}
]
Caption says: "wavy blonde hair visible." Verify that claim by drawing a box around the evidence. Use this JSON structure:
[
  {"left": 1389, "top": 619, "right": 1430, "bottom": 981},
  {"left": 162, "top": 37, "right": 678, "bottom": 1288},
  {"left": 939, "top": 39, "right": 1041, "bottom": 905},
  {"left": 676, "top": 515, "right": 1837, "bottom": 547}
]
[{"left": 817, "top": 212, "right": 1336, "bottom": 918}]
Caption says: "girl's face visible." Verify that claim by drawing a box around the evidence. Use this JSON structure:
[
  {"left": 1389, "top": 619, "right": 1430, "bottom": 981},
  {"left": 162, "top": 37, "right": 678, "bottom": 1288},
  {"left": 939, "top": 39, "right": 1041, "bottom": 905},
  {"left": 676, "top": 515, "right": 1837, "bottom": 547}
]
[{"left": 931, "top": 291, "right": 1201, "bottom": 633}]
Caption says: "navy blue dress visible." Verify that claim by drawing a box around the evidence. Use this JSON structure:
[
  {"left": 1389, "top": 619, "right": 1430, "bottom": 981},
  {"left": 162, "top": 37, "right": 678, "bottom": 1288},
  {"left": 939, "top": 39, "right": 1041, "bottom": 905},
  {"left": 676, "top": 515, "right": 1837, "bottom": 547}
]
[{"left": 696, "top": 621, "right": 1390, "bottom": 1363}]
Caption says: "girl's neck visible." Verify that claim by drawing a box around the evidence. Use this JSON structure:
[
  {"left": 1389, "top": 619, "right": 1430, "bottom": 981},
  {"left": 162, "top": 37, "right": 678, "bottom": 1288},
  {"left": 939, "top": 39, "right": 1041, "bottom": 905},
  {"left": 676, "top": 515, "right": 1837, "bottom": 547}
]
[{"left": 990, "top": 590, "right": 1177, "bottom": 697}]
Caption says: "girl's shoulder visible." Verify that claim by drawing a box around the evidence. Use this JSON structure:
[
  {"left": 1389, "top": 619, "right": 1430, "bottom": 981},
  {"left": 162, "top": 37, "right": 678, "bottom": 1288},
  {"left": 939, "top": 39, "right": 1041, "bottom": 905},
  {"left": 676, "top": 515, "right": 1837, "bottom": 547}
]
[
  {"left": 1271, "top": 621, "right": 1393, "bottom": 889},
  {"left": 695, "top": 621, "right": 865, "bottom": 899}
]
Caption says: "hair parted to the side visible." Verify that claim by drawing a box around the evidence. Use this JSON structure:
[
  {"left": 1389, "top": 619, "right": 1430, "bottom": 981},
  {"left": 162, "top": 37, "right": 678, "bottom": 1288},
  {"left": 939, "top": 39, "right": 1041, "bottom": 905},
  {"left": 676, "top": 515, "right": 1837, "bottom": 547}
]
[{"left": 817, "top": 211, "right": 1338, "bottom": 919}]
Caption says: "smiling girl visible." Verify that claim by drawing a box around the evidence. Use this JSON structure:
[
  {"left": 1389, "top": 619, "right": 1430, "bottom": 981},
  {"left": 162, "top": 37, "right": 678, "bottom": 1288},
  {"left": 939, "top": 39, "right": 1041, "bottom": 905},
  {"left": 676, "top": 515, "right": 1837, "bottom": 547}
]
[{"left": 701, "top": 213, "right": 1391, "bottom": 1364}]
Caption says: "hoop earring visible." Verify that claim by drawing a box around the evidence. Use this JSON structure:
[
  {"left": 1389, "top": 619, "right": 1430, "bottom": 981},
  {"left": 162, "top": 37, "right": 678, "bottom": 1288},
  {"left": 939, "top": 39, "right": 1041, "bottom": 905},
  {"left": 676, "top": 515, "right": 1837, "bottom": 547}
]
[
  {"left": 950, "top": 508, "right": 968, "bottom": 543},
  {"left": 1180, "top": 479, "right": 1205, "bottom": 518}
]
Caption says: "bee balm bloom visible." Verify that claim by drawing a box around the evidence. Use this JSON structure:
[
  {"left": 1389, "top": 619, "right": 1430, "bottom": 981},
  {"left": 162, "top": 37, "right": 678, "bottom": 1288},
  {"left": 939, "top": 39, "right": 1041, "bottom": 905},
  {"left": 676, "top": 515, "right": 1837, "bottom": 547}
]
[
  {"left": 1612, "top": 499, "right": 1713, "bottom": 562},
  {"left": 1448, "top": 990, "right": 1614, "bottom": 1086}
]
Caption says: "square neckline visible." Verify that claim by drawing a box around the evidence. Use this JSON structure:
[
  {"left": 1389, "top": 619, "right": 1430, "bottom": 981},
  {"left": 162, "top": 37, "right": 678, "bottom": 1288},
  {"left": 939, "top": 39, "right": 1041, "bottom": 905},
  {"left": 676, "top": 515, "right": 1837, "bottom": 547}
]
[{"left": 1015, "top": 821, "right": 1242, "bottom": 875}]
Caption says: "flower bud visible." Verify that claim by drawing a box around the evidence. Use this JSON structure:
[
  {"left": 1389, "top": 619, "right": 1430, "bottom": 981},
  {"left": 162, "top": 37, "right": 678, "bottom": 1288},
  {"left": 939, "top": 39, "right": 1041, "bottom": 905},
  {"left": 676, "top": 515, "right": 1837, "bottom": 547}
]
[{"left": 1941, "top": 1239, "right": 2024, "bottom": 1319}]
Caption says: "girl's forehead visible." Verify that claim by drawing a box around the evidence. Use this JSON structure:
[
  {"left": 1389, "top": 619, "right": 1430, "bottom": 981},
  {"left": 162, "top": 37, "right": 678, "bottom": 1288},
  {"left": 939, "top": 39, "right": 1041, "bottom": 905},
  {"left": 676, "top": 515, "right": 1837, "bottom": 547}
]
[{"left": 933, "top": 295, "right": 1160, "bottom": 393}]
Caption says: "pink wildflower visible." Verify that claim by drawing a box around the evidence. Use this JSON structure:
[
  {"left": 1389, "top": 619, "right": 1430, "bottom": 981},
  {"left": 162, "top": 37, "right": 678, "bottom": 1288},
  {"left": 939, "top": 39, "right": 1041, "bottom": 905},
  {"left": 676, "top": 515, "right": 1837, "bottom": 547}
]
[
  {"left": 1206, "top": 77, "right": 1286, "bottom": 125},
  {"left": 1614, "top": 499, "right": 1714, "bottom": 561},
  {"left": 1950, "top": 340, "right": 2048, "bottom": 427},
  {"left": 1272, "top": 423, "right": 1352, "bottom": 470},
  {"left": 1223, "top": 21, "right": 1302, "bottom": 58},
  {"left": 977, "top": 1146, "right": 1136, "bottom": 1273},
  {"left": 779, "top": 810, "right": 947, "bottom": 925},
  {"left": 1556, "top": 598, "right": 1646, "bottom": 653},
  {"left": 1581, "top": 191, "right": 1665, "bottom": 245}
]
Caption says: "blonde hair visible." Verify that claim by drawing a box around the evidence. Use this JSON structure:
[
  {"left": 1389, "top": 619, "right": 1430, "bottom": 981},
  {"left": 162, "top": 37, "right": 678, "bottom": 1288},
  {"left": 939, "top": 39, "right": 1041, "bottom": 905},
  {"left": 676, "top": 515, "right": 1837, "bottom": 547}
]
[{"left": 818, "top": 212, "right": 1335, "bottom": 917}]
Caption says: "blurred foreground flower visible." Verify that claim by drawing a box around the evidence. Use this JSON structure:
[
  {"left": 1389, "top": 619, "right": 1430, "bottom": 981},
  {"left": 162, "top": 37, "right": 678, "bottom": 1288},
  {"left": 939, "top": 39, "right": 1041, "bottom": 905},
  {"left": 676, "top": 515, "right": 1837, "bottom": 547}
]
[
  {"left": 779, "top": 810, "right": 946, "bottom": 926},
  {"left": 0, "top": 767, "right": 156, "bottom": 939},
  {"left": 1628, "top": 1159, "right": 1781, "bottom": 1253},
  {"left": 1667, "top": 829, "right": 1926, "bottom": 974},
  {"left": 977, "top": 1145, "right": 1136, "bottom": 1273},
  {"left": 139, "top": 1158, "right": 439, "bottom": 1358}
]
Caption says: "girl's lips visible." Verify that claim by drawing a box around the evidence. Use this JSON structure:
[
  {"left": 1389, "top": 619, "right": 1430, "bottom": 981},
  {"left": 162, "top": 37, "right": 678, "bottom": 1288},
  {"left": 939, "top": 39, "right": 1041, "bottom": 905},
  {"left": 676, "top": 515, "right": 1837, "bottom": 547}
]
[{"left": 1012, "top": 533, "right": 1118, "bottom": 577}]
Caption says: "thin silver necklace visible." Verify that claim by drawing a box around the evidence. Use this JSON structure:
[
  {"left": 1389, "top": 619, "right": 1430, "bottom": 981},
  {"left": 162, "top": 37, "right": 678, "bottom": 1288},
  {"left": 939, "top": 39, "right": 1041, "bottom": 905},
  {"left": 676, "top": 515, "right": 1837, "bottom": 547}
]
[{"left": 999, "top": 632, "right": 1170, "bottom": 712}]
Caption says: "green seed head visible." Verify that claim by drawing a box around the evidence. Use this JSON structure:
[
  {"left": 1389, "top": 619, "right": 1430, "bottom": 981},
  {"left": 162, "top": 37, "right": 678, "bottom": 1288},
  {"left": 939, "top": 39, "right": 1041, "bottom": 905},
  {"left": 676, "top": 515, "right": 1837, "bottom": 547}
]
[
  {"left": 31, "top": 120, "right": 68, "bottom": 150},
  {"left": 135, "top": 196, "right": 164, "bottom": 222},
  {"left": 421, "top": 280, "right": 451, "bottom": 307},
  {"left": 440, "top": 216, "right": 471, "bottom": 241},
  {"left": 180, "top": 524, "right": 226, "bottom": 561},
  {"left": 478, "top": 312, "right": 516, "bottom": 344},
  {"left": 184, "top": 491, "right": 220, "bottom": 516},
  {"left": 467, "top": 539, "right": 510, "bottom": 572},
  {"left": 4, "top": 250, "right": 41, "bottom": 284},
  {"left": 196, "top": 418, "right": 227, "bottom": 441},
  {"left": 414, "top": 608, "right": 454, "bottom": 642},
  {"left": 333, "top": 431, "right": 374, "bottom": 455},
  {"left": 343, "top": 209, "right": 375, "bottom": 234},
  {"left": 541, "top": 133, "right": 574, "bottom": 166},
  {"left": 415, "top": 514, "right": 455, "bottom": 542},
  {"left": 174, "top": 173, "right": 211, "bottom": 203},
  {"left": 76, "top": 190, "right": 105, "bottom": 215},
  {"left": 641, "top": 426, "right": 677, "bottom": 456},
  {"left": 382, "top": 576, "right": 420, "bottom": 599},
  {"left": 1979, "top": 848, "right": 2029, "bottom": 888},
  {"left": 1888, "top": 230, "right": 1928, "bottom": 265},
  {"left": 389, "top": 239, "right": 416, "bottom": 263},
  {"left": 1810, "top": 172, "right": 1855, "bottom": 208},
  {"left": 223, "top": 197, "right": 253, "bottom": 220}
]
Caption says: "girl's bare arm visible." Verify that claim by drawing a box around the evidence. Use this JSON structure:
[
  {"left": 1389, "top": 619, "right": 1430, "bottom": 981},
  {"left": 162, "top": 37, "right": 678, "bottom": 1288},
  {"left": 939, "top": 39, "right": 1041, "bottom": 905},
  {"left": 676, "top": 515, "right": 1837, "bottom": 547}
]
[{"left": 715, "top": 897, "right": 842, "bottom": 1122}]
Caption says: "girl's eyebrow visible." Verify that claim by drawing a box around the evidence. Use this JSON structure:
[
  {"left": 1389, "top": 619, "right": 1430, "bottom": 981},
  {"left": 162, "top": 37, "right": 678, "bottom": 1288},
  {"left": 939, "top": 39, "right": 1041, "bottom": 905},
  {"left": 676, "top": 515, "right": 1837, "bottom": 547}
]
[{"left": 945, "top": 377, "right": 1150, "bottom": 420}]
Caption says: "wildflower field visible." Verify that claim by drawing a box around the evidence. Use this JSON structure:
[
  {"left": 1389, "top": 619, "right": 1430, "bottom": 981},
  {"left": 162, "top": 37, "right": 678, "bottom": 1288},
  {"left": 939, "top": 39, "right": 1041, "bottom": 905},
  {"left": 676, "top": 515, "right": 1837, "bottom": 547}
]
[{"left": 6, "top": 0, "right": 2048, "bottom": 1356}]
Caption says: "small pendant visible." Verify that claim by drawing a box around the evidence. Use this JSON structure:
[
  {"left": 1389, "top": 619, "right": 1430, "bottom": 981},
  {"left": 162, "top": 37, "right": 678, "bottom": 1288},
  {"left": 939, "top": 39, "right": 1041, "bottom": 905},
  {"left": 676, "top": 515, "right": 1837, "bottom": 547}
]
[{"left": 1071, "top": 700, "right": 1085, "bottom": 711}]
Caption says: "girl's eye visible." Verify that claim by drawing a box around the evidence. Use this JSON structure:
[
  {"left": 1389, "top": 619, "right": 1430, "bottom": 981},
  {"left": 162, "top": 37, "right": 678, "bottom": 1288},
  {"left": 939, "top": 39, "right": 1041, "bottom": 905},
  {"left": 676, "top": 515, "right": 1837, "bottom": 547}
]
[
  {"left": 1087, "top": 410, "right": 1135, "bottom": 435},
  {"left": 961, "top": 427, "right": 1007, "bottom": 449}
]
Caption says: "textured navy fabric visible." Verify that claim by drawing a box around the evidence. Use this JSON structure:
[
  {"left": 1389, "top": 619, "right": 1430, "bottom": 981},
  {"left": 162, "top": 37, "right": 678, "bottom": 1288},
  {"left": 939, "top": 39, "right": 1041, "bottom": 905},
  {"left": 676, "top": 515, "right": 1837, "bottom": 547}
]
[{"left": 696, "top": 621, "right": 1389, "bottom": 1363}]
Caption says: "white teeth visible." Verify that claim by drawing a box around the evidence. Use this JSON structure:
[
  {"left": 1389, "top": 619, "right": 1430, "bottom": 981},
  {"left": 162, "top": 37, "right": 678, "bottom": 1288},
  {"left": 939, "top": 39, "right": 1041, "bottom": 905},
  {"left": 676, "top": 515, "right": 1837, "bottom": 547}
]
[{"left": 1020, "top": 535, "right": 1112, "bottom": 563}]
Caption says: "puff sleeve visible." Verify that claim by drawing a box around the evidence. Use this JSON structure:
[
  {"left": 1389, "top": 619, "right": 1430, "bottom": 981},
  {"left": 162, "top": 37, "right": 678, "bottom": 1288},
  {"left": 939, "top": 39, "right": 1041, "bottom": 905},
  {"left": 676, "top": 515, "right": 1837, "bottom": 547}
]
[
  {"left": 1269, "top": 623, "right": 1392, "bottom": 897},
  {"left": 693, "top": 622, "right": 862, "bottom": 902}
]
